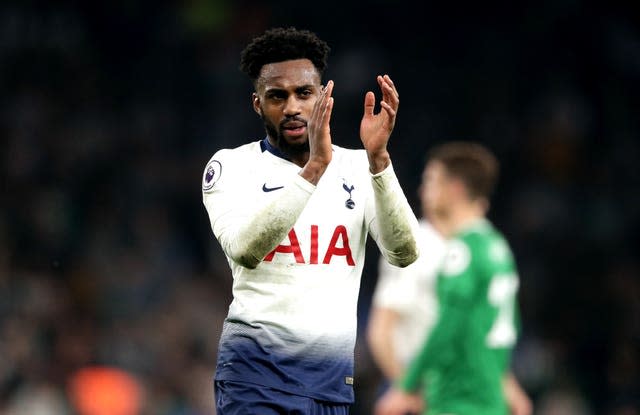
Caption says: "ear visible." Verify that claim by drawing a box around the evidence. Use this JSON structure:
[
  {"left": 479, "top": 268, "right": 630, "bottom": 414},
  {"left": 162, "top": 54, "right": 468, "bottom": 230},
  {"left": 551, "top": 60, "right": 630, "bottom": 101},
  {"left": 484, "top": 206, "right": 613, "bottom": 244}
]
[
  {"left": 252, "top": 93, "right": 262, "bottom": 116},
  {"left": 452, "top": 179, "right": 470, "bottom": 202},
  {"left": 478, "top": 197, "right": 490, "bottom": 214}
]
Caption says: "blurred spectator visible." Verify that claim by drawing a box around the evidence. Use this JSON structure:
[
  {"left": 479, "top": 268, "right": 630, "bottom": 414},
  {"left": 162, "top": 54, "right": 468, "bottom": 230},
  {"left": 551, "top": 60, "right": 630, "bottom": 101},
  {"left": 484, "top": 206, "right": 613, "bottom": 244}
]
[{"left": 67, "top": 366, "right": 143, "bottom": 415}]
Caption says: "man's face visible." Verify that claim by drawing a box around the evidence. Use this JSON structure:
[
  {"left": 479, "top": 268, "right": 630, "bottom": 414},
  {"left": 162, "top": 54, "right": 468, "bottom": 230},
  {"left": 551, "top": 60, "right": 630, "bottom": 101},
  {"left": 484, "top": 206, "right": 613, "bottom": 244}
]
[
  {"left": 253, "top": 59, "right": 322, "bottom": 158},
  {"left": 421, "top": 160, "right": 453, "bottom": 219}
]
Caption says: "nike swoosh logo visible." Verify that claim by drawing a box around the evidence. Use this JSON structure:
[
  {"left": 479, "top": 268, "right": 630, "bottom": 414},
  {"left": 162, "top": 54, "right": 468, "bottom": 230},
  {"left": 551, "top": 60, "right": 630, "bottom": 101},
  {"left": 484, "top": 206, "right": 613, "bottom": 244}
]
[{"left": 262, "top": 183, "right": 284, "bottom": 192}]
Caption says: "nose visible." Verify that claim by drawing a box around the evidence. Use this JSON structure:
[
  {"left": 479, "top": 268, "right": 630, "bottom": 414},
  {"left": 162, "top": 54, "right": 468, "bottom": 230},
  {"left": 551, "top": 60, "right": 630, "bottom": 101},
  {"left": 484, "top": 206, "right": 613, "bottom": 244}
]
[{"left": 283, "top": 95, "right": 302, "bottom": 117}]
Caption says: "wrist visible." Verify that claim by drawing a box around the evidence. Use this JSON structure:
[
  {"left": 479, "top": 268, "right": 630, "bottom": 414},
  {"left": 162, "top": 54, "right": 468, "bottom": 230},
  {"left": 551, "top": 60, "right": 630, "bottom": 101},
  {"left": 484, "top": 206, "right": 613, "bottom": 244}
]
[
  {"left": 368, "top": 151, "right": 391, "bottom": 174},
  {"left": 299, "top": 159, "right": 329, "bottom": 185}
]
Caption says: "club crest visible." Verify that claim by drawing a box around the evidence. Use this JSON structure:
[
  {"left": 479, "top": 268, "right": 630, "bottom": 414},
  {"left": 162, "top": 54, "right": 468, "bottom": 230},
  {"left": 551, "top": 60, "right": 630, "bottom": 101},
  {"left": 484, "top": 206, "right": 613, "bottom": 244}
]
[
  {"left": 342, "top": 181, "right": 355, "bottom": 209},
  {"left": 441, "top": 240, "right": 471, "bottom": 276}
]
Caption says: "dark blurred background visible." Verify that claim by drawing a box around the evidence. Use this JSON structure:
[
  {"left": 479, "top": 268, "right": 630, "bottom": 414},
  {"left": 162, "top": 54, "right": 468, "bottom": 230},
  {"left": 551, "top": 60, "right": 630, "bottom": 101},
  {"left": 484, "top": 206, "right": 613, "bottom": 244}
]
[{"left": 1, "top": 0, "right": 638, "bottom": 414}]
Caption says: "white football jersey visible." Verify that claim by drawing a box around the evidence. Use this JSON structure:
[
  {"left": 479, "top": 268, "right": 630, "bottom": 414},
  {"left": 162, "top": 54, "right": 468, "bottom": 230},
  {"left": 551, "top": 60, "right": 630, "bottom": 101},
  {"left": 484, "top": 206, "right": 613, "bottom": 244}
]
[
  {"left": 372, "top": 220, "right": 447, "bottom": 367},
  {"left": 202, "top": 138, "right": 419, "bottom": 403}
]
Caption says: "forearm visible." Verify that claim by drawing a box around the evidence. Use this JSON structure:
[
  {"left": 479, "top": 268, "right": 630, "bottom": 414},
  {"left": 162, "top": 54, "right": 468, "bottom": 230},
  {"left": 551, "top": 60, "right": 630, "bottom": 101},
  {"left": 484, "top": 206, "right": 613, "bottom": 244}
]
[
  {"left": 371, "top": 163, "right": 419, "bottom": 267},
  {"left": 210, "top": 174, "right": 315, "bottom": 268},
  {"left": 503, "top": 371, "right": 533, "bottom": 415},
  {"left": 369, "top": 336, "right": 403, "bottom": 381},
  {"left": 367, "top": 308, "right": 404, "bottom": 381}
]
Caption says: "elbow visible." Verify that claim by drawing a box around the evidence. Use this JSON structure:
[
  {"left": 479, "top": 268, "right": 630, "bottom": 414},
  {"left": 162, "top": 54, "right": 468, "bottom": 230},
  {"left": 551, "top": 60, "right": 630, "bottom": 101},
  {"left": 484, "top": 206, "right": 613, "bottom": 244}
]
[
  {"left": 226, "top": 235, "right": 272, "bottom": 269},
  {"left": 232, "top": 250, "right": 261, "bottom": 269},
  {"left": 229, "top": 245, "right": 262, "bottom": 269},
  {"left": 395, "top": 253, "right": 418, "bottom": 268},
  {"left": 236, "top": 256, "right": 260, "bottom": 269},
  {"left": 387, "top": 242, "right": 419, "bottom": 268}
]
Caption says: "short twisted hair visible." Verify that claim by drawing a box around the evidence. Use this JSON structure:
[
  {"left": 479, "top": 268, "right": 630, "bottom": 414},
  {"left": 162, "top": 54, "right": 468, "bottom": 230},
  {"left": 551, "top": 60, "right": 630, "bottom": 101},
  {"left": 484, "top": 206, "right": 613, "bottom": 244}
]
[{"left": 240, "top": 27, "right": 330, "bottom": 83}]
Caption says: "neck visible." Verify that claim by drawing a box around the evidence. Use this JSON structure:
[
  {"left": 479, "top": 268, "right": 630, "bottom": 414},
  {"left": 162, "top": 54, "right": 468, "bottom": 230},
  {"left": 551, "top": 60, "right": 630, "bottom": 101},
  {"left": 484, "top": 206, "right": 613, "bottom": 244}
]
[
  {"left": 439, "top": 203, "right": 485, "bottom": 238},
  {"left": 265, "top": 135, "right": 310, "bottom": 168},
  {"left": 290, "top": 153, "right": 310, "bottom": 168}
]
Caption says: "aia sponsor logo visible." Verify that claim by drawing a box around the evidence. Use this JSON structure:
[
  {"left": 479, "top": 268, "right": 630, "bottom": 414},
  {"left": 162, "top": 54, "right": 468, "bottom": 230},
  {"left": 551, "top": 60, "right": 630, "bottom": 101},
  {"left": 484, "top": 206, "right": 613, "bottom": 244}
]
[{"left": 263, "top": 225, "right": 355, "bottom": 266}]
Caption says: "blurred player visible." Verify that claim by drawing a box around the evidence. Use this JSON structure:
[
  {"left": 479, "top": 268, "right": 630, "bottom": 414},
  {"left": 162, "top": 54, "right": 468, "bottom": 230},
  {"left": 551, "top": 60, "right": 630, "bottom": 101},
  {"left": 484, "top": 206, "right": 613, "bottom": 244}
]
[
  {"left": 366, "top": 169, "right": 446, "bottom": 390},
  {"left": 367, "top": 200, "right": 445, "bottom": 414},
  {"left": 201, "top": 27, "right": 420, "bottom": 414},
  {"left": 374, "top": 142, "right": 532, "bottom": 415}
]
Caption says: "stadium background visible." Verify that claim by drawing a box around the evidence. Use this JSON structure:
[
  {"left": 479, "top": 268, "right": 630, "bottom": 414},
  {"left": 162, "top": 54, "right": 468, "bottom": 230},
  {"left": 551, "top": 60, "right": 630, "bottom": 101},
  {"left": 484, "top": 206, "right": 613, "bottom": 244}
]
[{"left": 1, "top": 0, "right": 638, "bottom": 414}]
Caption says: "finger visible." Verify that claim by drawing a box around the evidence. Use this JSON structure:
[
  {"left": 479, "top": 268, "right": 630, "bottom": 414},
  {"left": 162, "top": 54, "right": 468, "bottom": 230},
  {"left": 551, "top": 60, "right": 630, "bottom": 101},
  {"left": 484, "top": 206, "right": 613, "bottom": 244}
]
[
  {"left": 310, "top": 98, "right": 322, "bottom": 131},
  {"left": 312, "top": 80, "right": 332, "bottom": 127},
  {"left": 379, "top": 75, "right": 399, "bottom": 108},
  {"left": 363, "top": 91, "right": 375, "bottom": 116},
  {"left": 377, "top": 74, "right": 399, "bottom": 106},
  {"left": 323, "top": 79, "right": 334, "bottom": 100},
  {"left": 321, "top": 96, "right": 334, "bottom": 128},
  {"left": 321, "top": 81, "right": 334, "bottom": 123},
  {"left": 380, "top": 101, "right": 396, "bottom": 131},
  {"left": 383, "top": 74, "right": 399, "bottom": 98},
  {"left": 380, "top": 100, "right": 397, "bottom": 120}
]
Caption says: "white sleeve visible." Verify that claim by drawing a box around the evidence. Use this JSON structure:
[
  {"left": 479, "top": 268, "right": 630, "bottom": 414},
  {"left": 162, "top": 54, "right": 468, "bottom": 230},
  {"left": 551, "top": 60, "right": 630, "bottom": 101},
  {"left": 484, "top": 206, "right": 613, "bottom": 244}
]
[
  {"left": 366, "top": 162, "right": 420, "bottom": 267},
  {"left": 202, "top": 152, "right": 316, "bottom": 269},
  {"left": 372, "top": 254, "right": 415, "bottom": 313}
]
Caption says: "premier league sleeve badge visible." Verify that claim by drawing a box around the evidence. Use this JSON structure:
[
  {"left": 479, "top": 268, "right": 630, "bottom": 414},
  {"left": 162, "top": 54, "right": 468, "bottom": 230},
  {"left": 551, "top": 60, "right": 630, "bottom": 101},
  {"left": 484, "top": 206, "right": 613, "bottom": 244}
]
[{"left": 202, "top": 160, "right": 222, "bottom": 192}]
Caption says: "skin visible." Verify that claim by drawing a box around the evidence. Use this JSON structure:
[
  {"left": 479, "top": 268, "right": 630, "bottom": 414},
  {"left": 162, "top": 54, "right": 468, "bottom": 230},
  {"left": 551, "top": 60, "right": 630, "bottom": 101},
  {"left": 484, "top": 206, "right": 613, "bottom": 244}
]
[
  {"left": 252, "top": 58, "right": 400, "bottom": 185},
  {"left": 366, "top": 307, "right": 404, "bottom": 381},
  {"left": 422, "top": 160, "right": 486, "bottom": 239}
]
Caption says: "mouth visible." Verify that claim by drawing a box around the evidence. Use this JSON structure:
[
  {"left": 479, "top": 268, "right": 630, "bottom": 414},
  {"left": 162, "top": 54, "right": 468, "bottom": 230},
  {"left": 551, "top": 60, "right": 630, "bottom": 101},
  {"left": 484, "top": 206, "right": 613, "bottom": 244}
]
[{"left": 281, "top": 121, "right": 307, "bottom": 138}]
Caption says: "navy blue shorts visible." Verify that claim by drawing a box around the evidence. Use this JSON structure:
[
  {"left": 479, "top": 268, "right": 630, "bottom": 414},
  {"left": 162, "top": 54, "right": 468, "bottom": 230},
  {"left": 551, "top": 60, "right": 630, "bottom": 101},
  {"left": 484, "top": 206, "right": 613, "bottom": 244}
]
[{"left": 214, "top": 380, "right": 350, "bottom": 415}]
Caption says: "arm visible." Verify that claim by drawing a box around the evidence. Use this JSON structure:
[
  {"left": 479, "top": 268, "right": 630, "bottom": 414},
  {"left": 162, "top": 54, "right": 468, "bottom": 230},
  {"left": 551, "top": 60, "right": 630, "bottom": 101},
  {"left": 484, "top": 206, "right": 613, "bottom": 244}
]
[
  {"left": 362, "top": 75, "right": 419, "bottom": 267},
  {"left": 370, "top": 166, "right": 420, "bottom": 267},
  {"left": 367, "top": 306, "right": 426, "bottom": 415},
  {"left": 366, "top": 307, "right": 404, "bottom": 381},
  {"left": 203, "top": 172, "right": 315, "bottom": 269},
  {"left": 503, "top": 371, "right": 532, "bottom": 415},
  {"left": 367, "top": 252, "right": 422, "bottom": 381}
]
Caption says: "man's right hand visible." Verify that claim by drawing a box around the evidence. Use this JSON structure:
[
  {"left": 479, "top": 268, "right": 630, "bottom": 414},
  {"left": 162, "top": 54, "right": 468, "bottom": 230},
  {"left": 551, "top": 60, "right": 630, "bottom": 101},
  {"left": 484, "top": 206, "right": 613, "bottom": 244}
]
[
  {"left": 374, "top": 387, "right": 424, "bottom": 415},
  {"left": 300, "top": 80, "right": 334, "bottom": 185}
]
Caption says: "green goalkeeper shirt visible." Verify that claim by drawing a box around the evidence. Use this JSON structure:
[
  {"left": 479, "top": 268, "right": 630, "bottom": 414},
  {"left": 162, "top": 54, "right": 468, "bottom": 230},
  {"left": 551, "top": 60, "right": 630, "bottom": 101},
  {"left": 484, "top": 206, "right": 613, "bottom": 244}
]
[{"left": 398, "top": 219, "right": 520, "bottom": 415}]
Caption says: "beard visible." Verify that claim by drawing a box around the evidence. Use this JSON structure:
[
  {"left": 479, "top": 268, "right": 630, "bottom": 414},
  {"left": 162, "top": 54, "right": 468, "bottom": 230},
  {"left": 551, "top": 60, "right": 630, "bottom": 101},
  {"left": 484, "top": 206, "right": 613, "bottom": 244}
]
[{"left": 262, "top": 114, "right": 309, "bottom": 158}]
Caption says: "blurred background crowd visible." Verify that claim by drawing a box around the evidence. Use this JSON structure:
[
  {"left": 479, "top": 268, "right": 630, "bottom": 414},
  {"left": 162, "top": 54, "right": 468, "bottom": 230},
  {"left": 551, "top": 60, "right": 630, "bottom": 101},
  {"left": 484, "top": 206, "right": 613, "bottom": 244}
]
[{"left": 1, "top": 1, "right": 638, "bottom": 414}]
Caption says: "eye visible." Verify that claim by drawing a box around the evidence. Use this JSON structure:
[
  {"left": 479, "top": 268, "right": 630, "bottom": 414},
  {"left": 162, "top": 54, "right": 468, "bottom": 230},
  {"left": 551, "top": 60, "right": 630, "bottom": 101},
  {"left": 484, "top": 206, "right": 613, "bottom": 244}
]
[
  {"left": 298, "top": 89, "right": 313, "bottom": 98},
  {"left": 266, "top": 91, "right": 286, "bottom": 101}
]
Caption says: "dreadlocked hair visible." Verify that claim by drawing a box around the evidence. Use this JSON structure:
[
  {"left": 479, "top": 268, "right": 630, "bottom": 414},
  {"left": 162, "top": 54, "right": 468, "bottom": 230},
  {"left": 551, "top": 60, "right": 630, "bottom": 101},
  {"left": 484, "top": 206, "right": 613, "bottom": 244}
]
[{"left": 240, "top": 27, "right": 330, "bottom": 82}]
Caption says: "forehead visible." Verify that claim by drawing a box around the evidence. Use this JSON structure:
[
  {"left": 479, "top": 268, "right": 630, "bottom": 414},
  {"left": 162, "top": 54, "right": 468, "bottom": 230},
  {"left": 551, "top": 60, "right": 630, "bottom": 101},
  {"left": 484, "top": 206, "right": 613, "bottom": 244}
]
[
  {"left": 257, "top": 59, "right": 321, "bottom": 91},
  {"left": 425, "top": 160, "right": 447, "bottom": 179}
]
